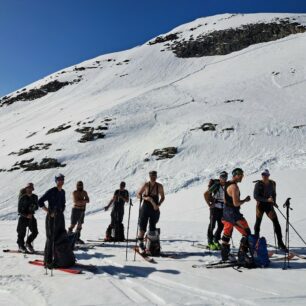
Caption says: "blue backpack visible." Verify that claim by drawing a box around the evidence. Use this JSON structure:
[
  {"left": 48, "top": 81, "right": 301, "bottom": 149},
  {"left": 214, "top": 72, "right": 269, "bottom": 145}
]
[{"left": 248, "top": 235, "right": 270, "bottom": 268}]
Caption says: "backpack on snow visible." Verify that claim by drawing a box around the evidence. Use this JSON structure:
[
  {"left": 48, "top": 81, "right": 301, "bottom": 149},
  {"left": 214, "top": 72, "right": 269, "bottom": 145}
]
[
  {"left": 105, "top": 223, "right": 125, "bottom": 242},
  {"left": 53, "top": 231, "right": 76, "bottom": 268},
  {"left": 248, "top": 234, "right": 270, "bottom": 268},
  {"left": 145, "top": 230, "right": 161, "bottom": 256}
]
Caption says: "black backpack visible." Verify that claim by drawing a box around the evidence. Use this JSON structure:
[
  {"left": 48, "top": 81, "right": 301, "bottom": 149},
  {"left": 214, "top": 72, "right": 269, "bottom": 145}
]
[
  {"left": 53, "top": 232, "right": 76, "bottom": 268},
  {"left": 105, "top": 223, "right": 125, "bottom": 242}
]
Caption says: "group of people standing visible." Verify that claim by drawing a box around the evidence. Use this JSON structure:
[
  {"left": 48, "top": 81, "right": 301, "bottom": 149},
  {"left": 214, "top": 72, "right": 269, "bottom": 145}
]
[
  {"left": 17, "top": 174, "right": 89, "bottom": 268},
  {"left": 204, "top": 168, "right": 287, "bottom": 262},
  {"left": 16, "top": 170, "right": 165, "bottom": 267},
  {"left": 16, "top": 167, "right": 286, "bottom": 268}
]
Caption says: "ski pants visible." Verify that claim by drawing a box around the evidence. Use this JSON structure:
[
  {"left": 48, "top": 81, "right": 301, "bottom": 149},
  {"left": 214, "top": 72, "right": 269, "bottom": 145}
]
[
  {"left": 254, "top": 202, "right": 283, "bottom": 243},
  {"left": 207, "top": 207, "right": 224, "bottom": 243},
  {"left": 44, "top": 212, "right": 66, "bottom": 265},
  {"left": 111, "top": 207, "right": 124, "bottom": 226},
  {"left": 16, "top": 216, "right": 38, "bottom": 246},
  {"left": 221, "top": 218, "right": 251, "bottom": 244}
]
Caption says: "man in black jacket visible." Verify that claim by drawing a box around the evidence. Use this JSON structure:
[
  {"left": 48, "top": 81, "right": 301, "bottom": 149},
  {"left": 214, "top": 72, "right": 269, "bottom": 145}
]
[
  {"left": 253, "top": 169, "right": 286, "bottom": 250},
  {"left": 38, "top": 173, "right": 69, "bottom": 268},
  {"left": 17, "top": 183, "right": 38, "bottom": 253}
]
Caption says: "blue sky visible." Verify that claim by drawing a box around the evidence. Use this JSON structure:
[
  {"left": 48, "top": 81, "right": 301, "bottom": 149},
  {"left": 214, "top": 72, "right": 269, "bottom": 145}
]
[{"left": 0, "top": 0, "right": 305, "bottom": 97}]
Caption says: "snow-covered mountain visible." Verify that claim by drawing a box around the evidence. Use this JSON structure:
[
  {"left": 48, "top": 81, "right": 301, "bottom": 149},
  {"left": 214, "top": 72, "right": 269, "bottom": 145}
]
[
  {"left": 1, "top": 12, "right": 306, "bottom": 218},
  {"left": 1, "top": 13, "right": 306, "bottom": 306}
]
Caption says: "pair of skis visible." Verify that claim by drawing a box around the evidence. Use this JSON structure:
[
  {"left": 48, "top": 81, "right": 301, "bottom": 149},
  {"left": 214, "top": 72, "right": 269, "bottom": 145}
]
[{"left": 28, "top": 259, "right": 98, "bottom": 274}]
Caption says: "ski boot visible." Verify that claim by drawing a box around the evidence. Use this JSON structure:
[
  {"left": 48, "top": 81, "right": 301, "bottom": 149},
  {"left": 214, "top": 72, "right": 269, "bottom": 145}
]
[
  {"left": 26, "top": 242, "right": 34, "bottom": 253},
  {"left": 18, "top": 244, "right": 27, "bottom": 253},
  {"left": 221, "top": 243, "right": 230, "bottom": 261},
  {"left": 76, "top": 238, "right": 85, "bottom": 245},
  {"left": 207, "top": 242, "right": 217, "bottom": 250},
  {"left": 213, "top": 241, "right": 221, "bottom": 250},
  {"left": 278, "top": 241, "right": 288, "bottom": 252},
  {"left": 138, "top": 240, "right": 146, "bottom": 254}
]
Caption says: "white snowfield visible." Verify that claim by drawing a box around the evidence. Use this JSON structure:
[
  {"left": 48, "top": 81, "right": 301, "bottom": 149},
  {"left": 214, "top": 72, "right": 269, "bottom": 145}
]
[{"left": 1, "top": 13, "right": 306, "bottom": 305}]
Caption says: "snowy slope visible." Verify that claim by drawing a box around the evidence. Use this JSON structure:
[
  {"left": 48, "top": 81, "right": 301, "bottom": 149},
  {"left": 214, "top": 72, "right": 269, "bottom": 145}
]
[{"left": 1, "top": 13, "right": 306, "bottom": 306}]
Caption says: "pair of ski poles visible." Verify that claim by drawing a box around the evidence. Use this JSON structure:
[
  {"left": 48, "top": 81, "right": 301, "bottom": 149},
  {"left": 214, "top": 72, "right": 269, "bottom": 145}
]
[{"left": 125, "top": 197, "right": 143, "bottom": 261}]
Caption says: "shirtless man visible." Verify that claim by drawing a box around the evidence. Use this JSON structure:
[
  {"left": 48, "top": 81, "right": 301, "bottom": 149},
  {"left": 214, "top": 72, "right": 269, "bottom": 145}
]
[{"left": 137, "top": 171, "right": 165, "bottom": 252}]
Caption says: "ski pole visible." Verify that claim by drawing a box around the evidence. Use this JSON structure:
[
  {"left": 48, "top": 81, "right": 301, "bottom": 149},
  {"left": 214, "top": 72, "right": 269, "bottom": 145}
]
[
  {"left": 231, "top": 237, "right": 235, "bottom": 249},
  {"left": 51, "top": 211, "right": 56, "bottom": 277},
  {"left": 273, "top": 224, "right": 278, "bottom": 254},
  {"left": 134, "top": 197, "right": 142, "bottom": 261},
  {"left": 275, "top": 201, "right": 306, "bottom": 246},
  {"left": 125, "top": 199, "right": 133, "bottom": 261}
]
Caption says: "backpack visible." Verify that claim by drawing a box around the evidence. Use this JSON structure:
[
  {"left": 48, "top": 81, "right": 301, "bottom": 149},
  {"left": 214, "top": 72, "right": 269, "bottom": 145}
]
[
  {"left": 208, "top": 179, "right": 220, "bottom": 195},
  {"left": 248, "top": 235, "right": 270, "bottom": 268},
  {"left": 145, "top": 230, "right": 161, "bottom": 256},
  {"left": 105, "top": 223, "right": 125, "bottom": 242},
  {"left": 53, "top": 231, "right": 76, "bottom": 268},
  {"left": 237, "top": 236, "right": 257, "bottom": 269}
]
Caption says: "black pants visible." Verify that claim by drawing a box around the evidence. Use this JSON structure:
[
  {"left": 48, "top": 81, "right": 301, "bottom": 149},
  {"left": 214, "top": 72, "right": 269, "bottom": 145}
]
[
  {"left": 111, "top": 207, "right": 124, "bottom": 226},
  {"left": 254, "top": 203, "right": 283, "bottom": 243},
  {"left": 139, "top": 202, "right": 160, "bottom": 232},
  {"left": 207, "top": 207, "right": 224, "bottom": 244},
  {"left": 44, "top": 212, "right": 66, "bottom": 265},
  {"left": 17, "top": 216, "right": 38, "bottom": 246}
]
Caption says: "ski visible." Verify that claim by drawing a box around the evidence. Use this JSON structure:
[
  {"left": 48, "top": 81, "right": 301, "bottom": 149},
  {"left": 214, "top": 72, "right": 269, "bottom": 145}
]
[
  {"left": 33, "top": 259, "right": 98, "bottom": 273},
  {"left": 159, "top": 252, "right": 177, "bottom": 259},
  {"left": 87, "top": 239, "right": 136, "bottom": 243},
  {"left": 267, "top": 245, "right": 304, "bottom": 259},
  {"left": 29, "top": 260, "right": 83, "bottom": 274},
  {"left": 133, "top": 246, "right": 156, "bottom": 263},
  {"left": 193, "top": 260, "right": 238, "bottom": 269},
  {"left": 289, "top": 251, "right": 306, "bottom": 260},
  {"left": 3, "top": 249, "right": 44, "bottom": 256},
  {"left": 74, "top": 244, "right": 96, "bottom": 250}
]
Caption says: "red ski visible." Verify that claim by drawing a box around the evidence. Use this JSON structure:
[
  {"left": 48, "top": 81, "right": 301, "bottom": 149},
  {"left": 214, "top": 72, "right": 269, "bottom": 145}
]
[{"left": 29, "top": 260, "right": 82, "bottom": 274}]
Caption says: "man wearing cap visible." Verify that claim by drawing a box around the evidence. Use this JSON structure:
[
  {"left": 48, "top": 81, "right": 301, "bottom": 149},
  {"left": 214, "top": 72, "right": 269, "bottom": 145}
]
[
  {"left": 221, "top": 168, "right": 251, "bottom": 262},
  {"left": 137, "top": 171, "right": 165, "bottom": 252},
  {"left": 38, "top": 174, "right": 67, "bottom": 267},
  {"left": 204, "top": 171, "right": 228, "bottom": 250},
  {"left": 104, "top": 181, "right": 129, "bottom": 241},
  {"left": 68, "top": 181, "right": 90, "bottom": 244},
  {"left": 17, "top": 183, "right": 39, "bottom": 253},
  {"left": 254, "top": 169, "right": 286, "bottom": 250}
]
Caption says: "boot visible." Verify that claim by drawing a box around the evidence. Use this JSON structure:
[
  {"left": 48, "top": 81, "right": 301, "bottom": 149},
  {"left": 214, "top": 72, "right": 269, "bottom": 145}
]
[
  {"left": 278, "top": 240, "right": 288, "bottom": 252},
  {"left": 18, "top": 244, "right": 27, "bottom": 253},
  {"left": 138, "top": 240, "right": 145, "bottom": 253},
  {"left": 221, "top": 244, "right": 230, "bottom": 261},
  {"left": 26, "top": 242, "right": 34, "bottom": 253}
]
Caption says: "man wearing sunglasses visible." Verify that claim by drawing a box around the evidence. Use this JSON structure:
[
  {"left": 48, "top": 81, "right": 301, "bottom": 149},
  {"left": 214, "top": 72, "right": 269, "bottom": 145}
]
[
  {"left": 204, "top": 171, "right": 228, "bottom": 250},
  {"left": 254, "top": 169, "right": 287, "bottom": 250},
  {"left": 221, "top": 168, "right": 251, "bottom": 262},
  {"left": 137, "top": 171, "right": 165, "bottom": 253}
]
